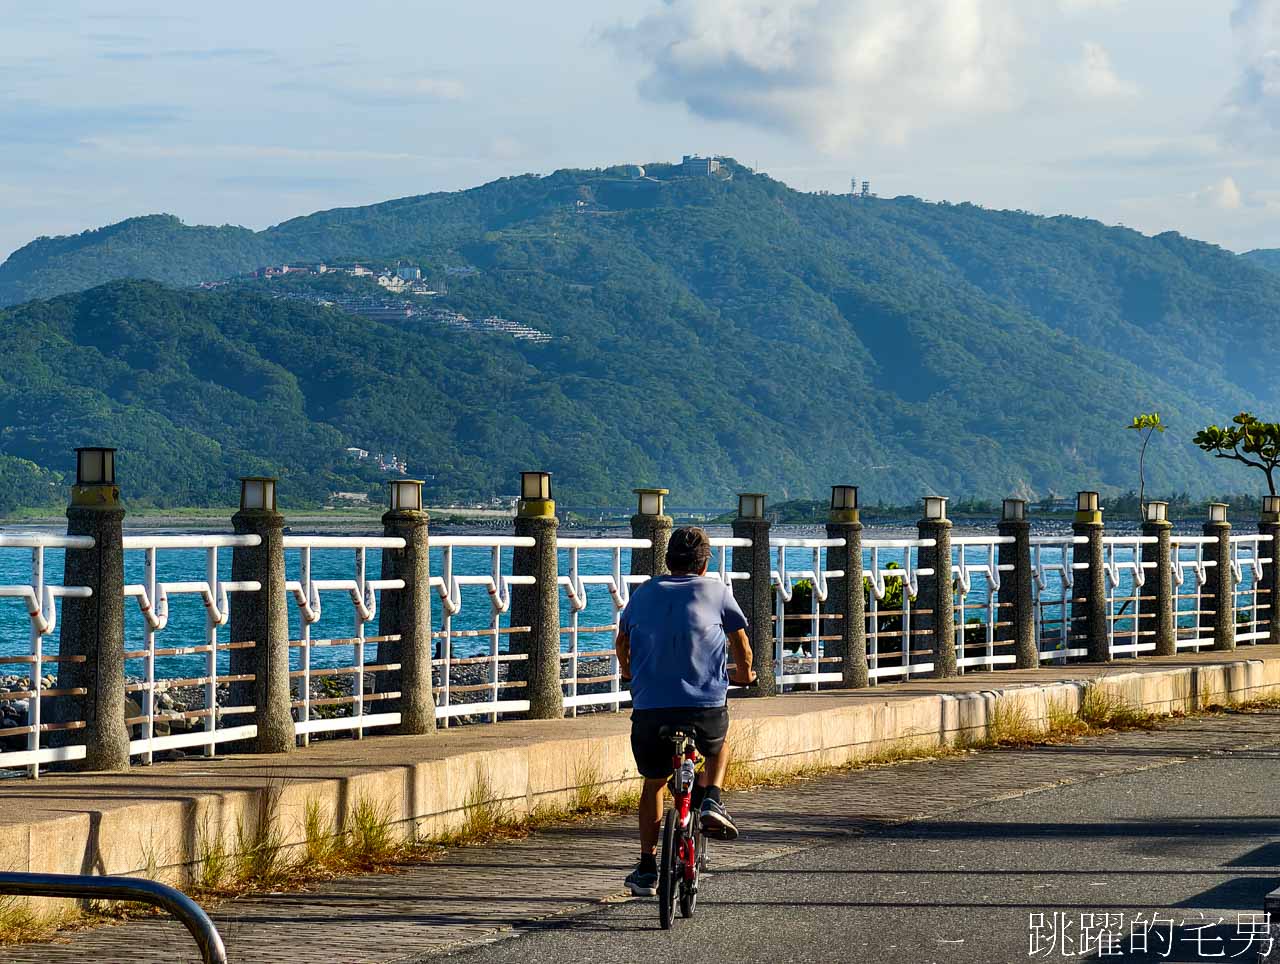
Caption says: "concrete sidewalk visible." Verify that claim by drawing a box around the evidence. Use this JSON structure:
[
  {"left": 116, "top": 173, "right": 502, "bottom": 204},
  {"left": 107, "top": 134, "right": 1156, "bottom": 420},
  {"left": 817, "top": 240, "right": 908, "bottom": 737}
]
[{"left": 2, "top": 647, "right": 1279, "bottom": 889}]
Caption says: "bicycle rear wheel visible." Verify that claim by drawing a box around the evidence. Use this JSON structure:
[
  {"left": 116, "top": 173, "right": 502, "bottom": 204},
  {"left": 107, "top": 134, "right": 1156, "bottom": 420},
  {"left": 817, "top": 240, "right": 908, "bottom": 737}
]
[{"left": 658, "top": 808, "right": 678, "bottom": 929}]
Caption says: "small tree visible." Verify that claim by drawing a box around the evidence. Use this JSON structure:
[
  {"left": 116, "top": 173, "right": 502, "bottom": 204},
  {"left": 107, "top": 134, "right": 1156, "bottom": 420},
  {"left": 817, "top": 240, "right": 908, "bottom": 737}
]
[
  {"left": 1193, "top": 412, "right": 1280, "bottom": 495},
  {"left": 1126, "top": 412, "right": 1165, "bottom": 518}
]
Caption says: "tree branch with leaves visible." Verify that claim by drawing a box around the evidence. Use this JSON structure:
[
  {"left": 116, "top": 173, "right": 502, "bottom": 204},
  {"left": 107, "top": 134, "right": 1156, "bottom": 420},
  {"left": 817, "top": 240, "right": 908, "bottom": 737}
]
[
  {"left": 1127, "top": 412, "right": 1165, "bottom": 519},
  {"left": 1193, "top": 412, "right": 1280, "bottom": 496}
]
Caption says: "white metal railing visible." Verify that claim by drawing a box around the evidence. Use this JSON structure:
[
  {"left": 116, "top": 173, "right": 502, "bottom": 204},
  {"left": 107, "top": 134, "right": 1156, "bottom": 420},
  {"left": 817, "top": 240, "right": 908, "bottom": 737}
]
[
  {"left": 951, "top": 537, "right": 1015, "bottom": 671},
  {"left": 1031, "top": 536, "right": 1088, "bottom": 662},
  {"left": 122, "top": 534, "right": 262, "bottom": 762},
  {"left": 772, "top": 538, "right": 844, "bottom": 690},
  {"left": 1102, "top": 536, "right": 1156, "bottom": 658},
  {"left": 1231, "top": 533, "right": 1272, "bottom": 644},
  {"left": 0, "top": 534, "right": 94, "bottom": 778},
  {"left": 1173, "top": 536, "right": 1217, "bottom": 651},
  {"left": 283, "top": 535, "right": 405, "bottom": 742},
  {"left": 430, "top": 535, "right": 534, "bottom": 724},
  {"left": 863, "top": 538, "right": 936, "bottom": 682},
  {"left": 557, "top": 537, "right": 647, "bottom": 716}
]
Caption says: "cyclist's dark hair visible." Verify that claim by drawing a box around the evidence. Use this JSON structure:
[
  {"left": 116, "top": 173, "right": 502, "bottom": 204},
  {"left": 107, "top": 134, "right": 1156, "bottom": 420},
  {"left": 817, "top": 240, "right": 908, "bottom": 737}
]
[{"left": 666, "top": 526, "right": 712, "bottom": 574}]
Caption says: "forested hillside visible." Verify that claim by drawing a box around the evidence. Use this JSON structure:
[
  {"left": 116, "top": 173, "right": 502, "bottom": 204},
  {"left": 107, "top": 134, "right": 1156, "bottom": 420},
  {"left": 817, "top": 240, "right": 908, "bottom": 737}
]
[
  {"left": 0, "top": 160, "right": 1275, "bottom": 509},
  {"left": 1244, "top": 248, "right": 1280, "bottom": 274}
]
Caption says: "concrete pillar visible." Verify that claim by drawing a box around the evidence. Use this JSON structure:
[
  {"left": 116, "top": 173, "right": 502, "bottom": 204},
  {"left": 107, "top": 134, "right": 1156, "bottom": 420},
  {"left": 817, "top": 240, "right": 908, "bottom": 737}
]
[
  {"left": 229, "top": 478, "right": 294, "bottom": 754},
  {"left": 56, "top": 449, "right": 129, "bottom": 771},
  {"left": 1260, "top": 498, "right": 1280, "bottom": 647},
  {"left": 379, "top": 480, "right": 435, "bottom": 735},
  {"left": 997, "top": 499, "right": 1037, "bottom": 669},
  {"left": 1140, "top": 503, "right": 1176, "bottom": 657},
  {"left": 1204, "top": 504, "right": 1235, "bottom": 652},
  {"left": 510, "top": 472, "right": 563, "bottom": 719},
  {"left": 1071, "top": 492, "right": 1109, "bottom": 662},
  {"left": 826, "top": 485, "right": 867, "bottom": 688},
  {"left": 732, "top": 493, "right": 775, "bottom": 697},
  {"left": 630, "top": 488, "right": 672, "bottom": 579},
  {"left": 917, "top": 497, "right": 956, "bottom": 678}
]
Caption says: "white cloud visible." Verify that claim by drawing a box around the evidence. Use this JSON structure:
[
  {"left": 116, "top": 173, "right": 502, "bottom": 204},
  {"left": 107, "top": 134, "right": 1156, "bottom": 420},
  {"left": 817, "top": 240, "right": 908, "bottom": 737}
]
[
  {"left": 1198, "top": 175, "right": 1244, "bottom": 209},
  {"left": 608, "top": 0, "right": 1026, "bottom": 150},
  {"left": 1223, "top": 0, "right": 1280, "bottom": 142},
  {"left": 1069, "top": 41, "right": 1138, "bottom": 100}
]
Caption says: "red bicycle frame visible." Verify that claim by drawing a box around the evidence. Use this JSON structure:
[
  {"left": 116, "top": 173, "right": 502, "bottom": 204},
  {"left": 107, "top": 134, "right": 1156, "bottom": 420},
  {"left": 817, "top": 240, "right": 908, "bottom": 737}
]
[{"left": 671, "top": 741, "right": 699, "bottom": 882}]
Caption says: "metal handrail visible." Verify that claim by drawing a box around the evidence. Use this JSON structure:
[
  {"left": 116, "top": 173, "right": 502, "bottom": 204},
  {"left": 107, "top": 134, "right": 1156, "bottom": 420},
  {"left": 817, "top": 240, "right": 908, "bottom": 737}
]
[{"left": 0, "top": 872, "right": 226, "bottom": 964}]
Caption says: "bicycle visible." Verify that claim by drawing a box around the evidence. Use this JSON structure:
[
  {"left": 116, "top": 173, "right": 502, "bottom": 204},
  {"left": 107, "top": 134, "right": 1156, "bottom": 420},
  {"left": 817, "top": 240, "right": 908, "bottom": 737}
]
[{"left": 655, "top": 723, "right": 709, "bottom": 929}]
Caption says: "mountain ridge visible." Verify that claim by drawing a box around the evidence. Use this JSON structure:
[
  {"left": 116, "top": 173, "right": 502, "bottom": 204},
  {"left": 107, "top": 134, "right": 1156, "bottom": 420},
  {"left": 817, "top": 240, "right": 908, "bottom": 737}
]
[{"left": 0, "top": 160, "right": 1275, "bottom": 508}]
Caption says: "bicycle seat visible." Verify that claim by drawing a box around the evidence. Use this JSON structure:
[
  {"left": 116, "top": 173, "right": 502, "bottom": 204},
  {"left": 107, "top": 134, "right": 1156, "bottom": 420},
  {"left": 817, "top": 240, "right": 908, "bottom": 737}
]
[{"left": 657, "top": 724, "right": 697, "bottom": 741}]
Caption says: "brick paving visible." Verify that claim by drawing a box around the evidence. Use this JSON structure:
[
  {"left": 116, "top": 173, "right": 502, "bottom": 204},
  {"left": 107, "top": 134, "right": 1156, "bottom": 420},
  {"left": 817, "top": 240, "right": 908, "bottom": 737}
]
[{"left": 5, "top": 709, "right": 1279, "bottom": 964}]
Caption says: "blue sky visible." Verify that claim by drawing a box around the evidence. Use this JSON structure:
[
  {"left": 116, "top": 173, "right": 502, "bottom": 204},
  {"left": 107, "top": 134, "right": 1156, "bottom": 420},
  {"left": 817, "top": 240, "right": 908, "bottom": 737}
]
[{"left": 1, "top": 0, "right": 1277, "bottom": 259}]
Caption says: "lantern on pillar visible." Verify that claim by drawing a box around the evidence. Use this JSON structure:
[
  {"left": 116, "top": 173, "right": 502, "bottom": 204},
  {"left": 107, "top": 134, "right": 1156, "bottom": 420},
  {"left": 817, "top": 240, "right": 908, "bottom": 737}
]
[
  {"left": 634, "top": 488, "right": 668, "bottom": 517},
  {"left": 389, "top": 479, "right": 424, "bottom": 512},
  {"left": 239, "top": 477, "right": 278, "bottom": 512},
  {"left": 517, "top": 471, "right": 554, "bottom": 518},
  {"left": 923, "top": 496, "right": 948, "bottom": 522},
  {"left": 1208, "top": 503, "right": 1228, "bottom": 524},
  {"left": 71, "top": 446, "right": 120, "bottom": 507},
  {"left": 1263, "top": 495, "right": 1280, "bottom": 523},
  {"left": 75, "top": 447, "right": 116, "bottom": 486},
  {"left": 1001, "top": 498, "right": 1026, "bottom": 522},
  {"left": 1144, "top": 501, "right": 1169, "bottom": 523},
  {"left": 737, "top": 493, "right": 765, "bottom": 520}
]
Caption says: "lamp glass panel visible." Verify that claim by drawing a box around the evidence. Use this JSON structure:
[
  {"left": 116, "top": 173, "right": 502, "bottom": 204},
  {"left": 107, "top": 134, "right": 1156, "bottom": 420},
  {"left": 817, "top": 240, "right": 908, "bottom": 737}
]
[
  {"left": 79, "top": 449, "right": 103, "bottom": 485},
  {"left": 1077, "top": 491, "right": 1099, "bottom": 512},
  {"left": 243, "top": 479, "right": 265, "bottom": 510},
  {"left": 924, "top": 496, "right": 947, "bottom": 520},
  {"left": 639, "top": 491, "right": 661, "bottom": 515},
  {"left": 392, "top": 481, "right": 421, "bottom": 511},
  {"left": 1144, "top": 501, "right": 1167, "bottom": 522},
  {"left": 521, "top": 472, "right": 549, "bottom": 501},
  {"left": 1002, "top": 499, "right": 1025, "bottom": 521},
  {"left": 103, "top": 449, "right": 114, "bottom": 484},
  {"left": 1209, "top": 503, "right": 1228, "bottom": 523},
  {"left": 1266, "top": 496, "right": 1280, "bottom": 515},
  {"left": 831, "top": 485, "right": 857, "bottom": 510}
]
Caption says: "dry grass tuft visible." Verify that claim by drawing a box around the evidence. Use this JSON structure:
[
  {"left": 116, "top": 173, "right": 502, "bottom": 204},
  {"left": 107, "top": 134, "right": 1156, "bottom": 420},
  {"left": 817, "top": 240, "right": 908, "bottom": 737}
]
[
  {"left": 347, "top": 796, "right": 399, "bottom": 869},
  {"left": 0, "top": 898, "right": 58, "bottom": 946},
  {"left": 983, "top": 697, "right": 1043, "bottom": 747},
  {"left": 1045, "top": 695, "right": 1091, "bottom": 740},
  {"left": 1079, "top": 683, "right": 1159, "bottom": 730}
]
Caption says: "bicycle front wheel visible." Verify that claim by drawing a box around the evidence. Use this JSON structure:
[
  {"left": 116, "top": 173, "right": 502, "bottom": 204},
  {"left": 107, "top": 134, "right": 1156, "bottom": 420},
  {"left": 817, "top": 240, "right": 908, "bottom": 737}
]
[{"left": 658, "top": 808, "right": 678, "bottom": 929}]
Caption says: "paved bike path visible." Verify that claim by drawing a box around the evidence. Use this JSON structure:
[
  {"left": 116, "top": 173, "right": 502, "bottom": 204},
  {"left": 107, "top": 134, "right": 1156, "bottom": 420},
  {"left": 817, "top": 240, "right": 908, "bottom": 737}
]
[
  {"left": 441, "top": 723, "right": 1280, "bottom": 964},
  {"left": 6, "top": 710, "right": 1280, "bottom": 963}
]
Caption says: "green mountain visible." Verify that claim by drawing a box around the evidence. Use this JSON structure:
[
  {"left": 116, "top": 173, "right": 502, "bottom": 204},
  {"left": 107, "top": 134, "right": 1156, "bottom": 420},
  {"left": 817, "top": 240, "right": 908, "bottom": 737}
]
[
  {"left": 1244, "top": 249, "right": 1280, "bottom": 274},
  {"left": 0, "top": 160, "right": 1276, "bottom": 509}
]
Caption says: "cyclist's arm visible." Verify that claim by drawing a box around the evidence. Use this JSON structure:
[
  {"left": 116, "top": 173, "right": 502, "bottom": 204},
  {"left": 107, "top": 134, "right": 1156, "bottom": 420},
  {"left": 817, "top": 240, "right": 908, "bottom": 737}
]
[
  {"left": 728, "top": 627, "right": 755, "bottom": 685},
  {"left": 615, "top": 628, "right": 631, "bottom": 679}
]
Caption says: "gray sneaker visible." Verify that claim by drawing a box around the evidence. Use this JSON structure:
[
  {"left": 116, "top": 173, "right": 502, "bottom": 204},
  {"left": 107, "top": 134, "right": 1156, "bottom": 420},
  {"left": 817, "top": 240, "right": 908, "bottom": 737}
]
[
  {"left": 625, "top": 863, "right": 658, "bottom": 896},
  {"left": 700, "top": 799, "right": 739, "bottom": 841}
]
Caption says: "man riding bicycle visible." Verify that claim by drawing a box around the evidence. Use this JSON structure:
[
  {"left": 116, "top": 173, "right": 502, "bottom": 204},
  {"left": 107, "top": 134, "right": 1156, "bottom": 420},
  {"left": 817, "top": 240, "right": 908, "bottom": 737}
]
[{"left": 615, "top": 526, "right": 757, "bottom": 897}]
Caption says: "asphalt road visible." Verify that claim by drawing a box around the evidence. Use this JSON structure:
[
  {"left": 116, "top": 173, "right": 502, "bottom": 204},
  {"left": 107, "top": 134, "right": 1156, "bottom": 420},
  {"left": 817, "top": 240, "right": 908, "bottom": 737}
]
[{"left": 437, "top": 743, "right": 1280, "bottom": 964}]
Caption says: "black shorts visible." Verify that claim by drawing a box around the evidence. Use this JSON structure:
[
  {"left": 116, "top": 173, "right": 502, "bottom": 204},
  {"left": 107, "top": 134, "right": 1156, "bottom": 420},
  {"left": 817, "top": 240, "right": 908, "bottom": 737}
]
[{"left": 630, "top": 705, "right": 730, "bottom": 779}]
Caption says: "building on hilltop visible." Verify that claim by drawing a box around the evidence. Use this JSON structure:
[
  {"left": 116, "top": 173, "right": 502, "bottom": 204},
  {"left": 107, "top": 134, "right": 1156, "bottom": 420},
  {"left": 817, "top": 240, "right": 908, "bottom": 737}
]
[
  {"left": 395, "top": 265, "right": 421, "bottom": 282},
  {"left": 681, "top": 155, "right": 720, "bottom": 177}
]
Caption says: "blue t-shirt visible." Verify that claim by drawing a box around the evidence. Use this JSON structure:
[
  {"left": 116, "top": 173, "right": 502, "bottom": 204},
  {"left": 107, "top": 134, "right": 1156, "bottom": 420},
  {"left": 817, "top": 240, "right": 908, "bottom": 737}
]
[{"left": 619, "top": 575, "right": 749, "bottom": 711}]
